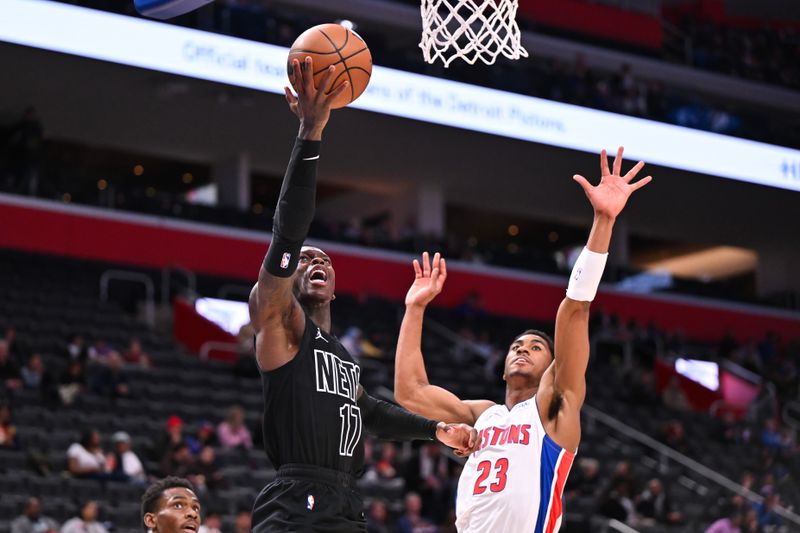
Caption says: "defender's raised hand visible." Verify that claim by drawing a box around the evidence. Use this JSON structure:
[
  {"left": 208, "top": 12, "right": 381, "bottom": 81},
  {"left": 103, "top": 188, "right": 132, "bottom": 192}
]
[
  {"left": 285, "top": 57, "right": 350, "bottom": 140},
  {"left": 405, "top": 252, "right": 447, "bottom": 309},
  {"left": 573, "top": 146, "right": 652, "bottom": 220}
]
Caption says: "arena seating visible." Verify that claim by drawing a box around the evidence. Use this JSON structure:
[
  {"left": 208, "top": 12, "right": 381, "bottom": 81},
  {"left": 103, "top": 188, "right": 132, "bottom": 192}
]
[{"left": 2, "top": 248, "right": 794, "bottom": 532}]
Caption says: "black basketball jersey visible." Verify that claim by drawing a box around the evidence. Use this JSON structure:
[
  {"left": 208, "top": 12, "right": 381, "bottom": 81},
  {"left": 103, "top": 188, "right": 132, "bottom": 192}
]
[{"left": 260, "top": 315, "right": 364, "bottom": 475}]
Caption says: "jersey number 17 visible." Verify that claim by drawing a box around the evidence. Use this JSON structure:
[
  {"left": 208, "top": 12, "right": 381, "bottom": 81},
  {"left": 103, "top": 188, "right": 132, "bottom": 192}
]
[{"left": 339, "top": 404, "right": 362, "bottom": 457}]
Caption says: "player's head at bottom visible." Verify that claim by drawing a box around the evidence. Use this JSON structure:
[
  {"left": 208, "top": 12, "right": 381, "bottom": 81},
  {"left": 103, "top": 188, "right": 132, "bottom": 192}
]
[
  {"left": 141, "top": 477, "right": 201, "bottom": 533},
  {"left": 503, "top": 329, "right": 554, "bottom": 384},
  {"left": 293, "top": 245, "right": 336, "bottom": 306}
]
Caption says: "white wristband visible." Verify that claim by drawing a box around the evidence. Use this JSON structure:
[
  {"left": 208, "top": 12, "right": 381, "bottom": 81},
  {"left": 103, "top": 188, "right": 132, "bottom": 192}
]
[{"left": 566, "top": 247, "right": 608, "bottom": 302}]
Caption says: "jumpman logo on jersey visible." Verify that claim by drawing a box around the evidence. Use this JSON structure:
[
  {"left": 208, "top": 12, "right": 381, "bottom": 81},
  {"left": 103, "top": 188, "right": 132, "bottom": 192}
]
[{"left": 316, "top": 328, "right": 328, "bottom": 343}]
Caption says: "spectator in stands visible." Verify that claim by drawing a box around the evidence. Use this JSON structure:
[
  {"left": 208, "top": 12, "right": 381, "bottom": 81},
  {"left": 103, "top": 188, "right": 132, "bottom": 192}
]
[
  {"left": 4, "top": 326, "right": 27, "bottom": 360},
  {"left": 87, "top": 339, "right": 114, "bottom": 364},
  {"left": 161, "top": 442, "right": 194, "bottom": 478},
  {"left": 760, "top": 418, "right": 784, "bottom": 451},
  {"left": 57, "top": 360, "right": 86, "bottom": 406},
  {"left": 636, "top": 478, "right": 682, "bottom": 526},
  {"left": 453, "top": 291, "right": 486, "bottom": 325},
  {"left": 366, "top": 500, "right": 390, "bottom": 533},
  {"left": 662, "top": 376, "right": 690, "bottom": 411},
  {"left": 187, "top": 446, "right": 224, "bottom": 494},
  {"left": 65, "top": 335, "right": 87, "bottom": 362},
  {"left": 107, "top": 431, "right": 146, "bottom": 484},
  {"left": 10, "top": 497, "right": 59, "bottom": 533},
  {"left": 123, "top": 337, "right": 152, "bottom": 368},
  {"left": 234, "top": 509, "right": 251, "bottom": 533},
  {"left": 198, "top": 511, "right": 222, "bottom": 533},
  {"left": 404, "top": 443, "right": 452, "bottom": 524},
  {"left": 217, "top": 405, "right": 252, "bottom": 450},
  {"left": 755, "top": 491, "right": 783, "bottom": 530},
  {"left": 186, "top": 421, "right": 217, "bottom": 455},
  {"left": 90, "top": 353, "right": 130, "bottom": 399},
  {"left": 597, "top": 477, "right": 635, "bottom": 524},
  {"left": 68, "top": 429, "right": 109, "bottom": 480},
  {"left": 706, "top": 508, "right": 743, "bottom": 533},
  {"left": 375, "top": 442, "right": 399, "bottom": 480},
  {"left": 396, "top": 492, "right": 437, "bottom": 533},
  {"left": 21, "top": 353, "right": 45, "bottom": 389},
  {"left": 20, "top": 353, "right": 57, "bottom": 405},
  {"left": 661, "top": 420, "right": 690, "bottom": 455},
  {"left": 153, "top": 415, "right": 186, "bottom": 462},
  {"left": 565, "top": 457, "right": 601, "bottom": 501},
  {"left": 60, "top": 500, "right": 107, "bottom": 533},
  {"left": 0, "top": 402, "right": 18, "bottom": 449},
  {"left": 0, "top": 339, "right": 23, "bottom": 390}
]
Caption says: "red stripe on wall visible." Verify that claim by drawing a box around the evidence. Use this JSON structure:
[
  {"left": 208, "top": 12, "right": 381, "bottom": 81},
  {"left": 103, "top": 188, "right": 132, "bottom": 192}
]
[{"left": 2, "top": 198, "right": 800, "bottom": 343}]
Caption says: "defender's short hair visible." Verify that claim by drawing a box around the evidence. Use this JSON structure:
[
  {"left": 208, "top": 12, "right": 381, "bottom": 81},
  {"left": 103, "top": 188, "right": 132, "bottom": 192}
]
[{"left": 513, "top": 329, "right": 554, "bottom": 359}]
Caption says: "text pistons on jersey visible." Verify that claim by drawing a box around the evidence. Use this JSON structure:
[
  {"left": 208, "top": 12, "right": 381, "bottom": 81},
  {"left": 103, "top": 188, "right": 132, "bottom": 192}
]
[
  {"left": 314, "top": 349, "right": 360, "bottom": 402},
  {"left": 478, "top": 424, "right": 532, "bottom": 449}
]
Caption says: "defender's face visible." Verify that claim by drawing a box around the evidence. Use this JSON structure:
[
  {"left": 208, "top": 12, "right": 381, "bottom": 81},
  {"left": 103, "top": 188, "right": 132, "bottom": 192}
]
[
  {"left": 144, "top": 488, "right": 201, "bottom": 533},
  {"left": 503, "top": 334, "right": 552, "bottom": 382},
  {"left": 293, "top": 246, "right": 336, "bottom": 303}
]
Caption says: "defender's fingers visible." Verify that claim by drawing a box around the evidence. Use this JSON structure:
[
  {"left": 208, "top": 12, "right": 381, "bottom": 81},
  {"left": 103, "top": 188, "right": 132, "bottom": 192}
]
[
  {"left": 630, "top": 175, "right": 653, "bottom": 192},
  {"left": 612, "top": 146, "right": 624, "bottom": 176},
  {"left": 600, "top": 149, "right": 610, "bottom": 176},
  {"left": 422, "top": 251, "right": 431, "bottom": 277},
  {"left": 624, "top": 161, "right": 645, "bottom": 182},
  {"left": 573, "top": 174, "right": 593, "bottom": 194},
  {"left": 413, "top": 259, "right": 422, "bottom": 278}
]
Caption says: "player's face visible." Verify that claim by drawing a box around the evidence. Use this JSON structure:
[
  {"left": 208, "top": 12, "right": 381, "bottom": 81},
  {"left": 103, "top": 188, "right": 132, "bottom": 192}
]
[
  {"left": 503, "top": 334, "right": 552, "bottom": 383},
  {"left": 143, "top": 488, "right": 201, "bottom": 533},
  {"left": 294, "top": 246, "right": 336, "bottom": 303}
]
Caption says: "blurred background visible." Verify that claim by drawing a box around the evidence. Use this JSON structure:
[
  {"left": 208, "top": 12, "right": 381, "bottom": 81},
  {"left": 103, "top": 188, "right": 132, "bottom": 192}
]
[{"left": 0, "top": 0, "right": 799, "bottom": 532}]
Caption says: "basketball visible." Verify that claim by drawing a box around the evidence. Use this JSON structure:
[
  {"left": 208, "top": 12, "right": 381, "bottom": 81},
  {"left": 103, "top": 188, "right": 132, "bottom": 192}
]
[{"left": 287, "top": 23, "right": 373, "bottom": 109}]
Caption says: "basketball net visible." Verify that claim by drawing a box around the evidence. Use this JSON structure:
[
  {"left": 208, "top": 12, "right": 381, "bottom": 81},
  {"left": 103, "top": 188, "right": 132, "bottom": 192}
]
[{"left": 420, "top": 0, "right": 528, "bottom": 67}]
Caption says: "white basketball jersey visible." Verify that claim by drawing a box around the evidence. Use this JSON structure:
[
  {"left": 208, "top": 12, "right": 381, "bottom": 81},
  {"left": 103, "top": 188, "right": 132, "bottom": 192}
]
[{"left": 455, "top": 396, "right": 575, "bottom": 533}]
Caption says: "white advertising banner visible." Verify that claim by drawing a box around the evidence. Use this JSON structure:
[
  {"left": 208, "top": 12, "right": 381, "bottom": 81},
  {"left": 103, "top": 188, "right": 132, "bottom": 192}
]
[{"left": 3, "top": 0, "right": 800, "bottom": 192}]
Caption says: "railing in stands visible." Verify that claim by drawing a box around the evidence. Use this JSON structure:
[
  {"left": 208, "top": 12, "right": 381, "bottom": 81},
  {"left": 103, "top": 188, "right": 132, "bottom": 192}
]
[
  {"left": 198, "top": 341, "right": 243, "bottom": 361},
  {"left": 99, "top": 269, "right": 155, "bottom": 327},
  {"left": 662, "top": 18, "right": 693, "bottom": 64},
  {"left": 582, "top": 404, "right": 800, "bottom": 526},
  {"left": 161, "top": 264, "right": 197, "bottom": 305}
]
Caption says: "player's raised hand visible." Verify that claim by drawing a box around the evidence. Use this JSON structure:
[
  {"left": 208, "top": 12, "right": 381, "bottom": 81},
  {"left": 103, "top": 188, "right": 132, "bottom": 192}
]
[
  {"left": 435, "top": 422, "right": 481, "bottom": 457},
  {"left": 285, "top": 57, "right": 350, "bottom": 140},
  {"left": 573, "top": 147, "right": 652, "bottom": 220},
  {"left": 405, "top": 252, "right": 447, "bottom": 309}
]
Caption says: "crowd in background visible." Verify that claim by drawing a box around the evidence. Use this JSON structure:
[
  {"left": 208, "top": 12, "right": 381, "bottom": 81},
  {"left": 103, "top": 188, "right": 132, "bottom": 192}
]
[{"left": 3, "top": 289, "right": 799, "bottom": 532}]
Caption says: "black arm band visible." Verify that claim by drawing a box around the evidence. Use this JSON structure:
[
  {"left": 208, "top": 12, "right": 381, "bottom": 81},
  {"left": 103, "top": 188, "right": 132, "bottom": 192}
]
[
  {"left": 264, "top": 138, "right": 321, "bottom": 277},
  {"left": 358, "top": 391, "right": 439, "bottom": 442}
]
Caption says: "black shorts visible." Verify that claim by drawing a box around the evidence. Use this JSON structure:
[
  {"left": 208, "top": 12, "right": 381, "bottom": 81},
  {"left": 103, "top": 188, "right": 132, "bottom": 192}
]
[{"left": 251, "top": 464, "right": 366, "bottom": 533}]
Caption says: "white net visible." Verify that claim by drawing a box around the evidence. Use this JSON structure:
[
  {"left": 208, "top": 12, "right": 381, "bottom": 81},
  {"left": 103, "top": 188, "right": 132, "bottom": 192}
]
[{"left": 420, "top": 0, "right": 528, "bottom": 67}]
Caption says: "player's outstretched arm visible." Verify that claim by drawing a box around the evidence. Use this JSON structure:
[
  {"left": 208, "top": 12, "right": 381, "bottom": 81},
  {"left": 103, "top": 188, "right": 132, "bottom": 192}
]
[
  {"left": 551, "top": 148, "right": 651, "bottom": 439},
  {"left": 394, "top": 252, "right": 494, "bottom": 425},
  {"left": 250, "top": 58, "right": 349, "bottom": 371},
  {"left": 357, "top": 386, "right": 481, "bottom": 456}
]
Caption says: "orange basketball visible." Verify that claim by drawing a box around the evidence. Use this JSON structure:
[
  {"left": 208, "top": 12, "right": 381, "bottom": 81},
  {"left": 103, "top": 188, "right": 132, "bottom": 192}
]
[{"left": 287, "top": 23, "right": 373, "bottom": 109}]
